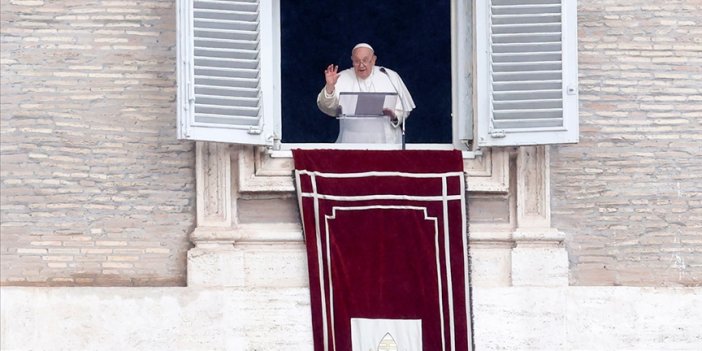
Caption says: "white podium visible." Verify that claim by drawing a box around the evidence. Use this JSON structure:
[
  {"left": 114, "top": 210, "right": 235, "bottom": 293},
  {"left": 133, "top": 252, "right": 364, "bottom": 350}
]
[
  {"left": 336, "top": 92, "right": 400, "bottom": 144},
  {"left": 337, "top": 116, "right": 394, "bottom": 143}
]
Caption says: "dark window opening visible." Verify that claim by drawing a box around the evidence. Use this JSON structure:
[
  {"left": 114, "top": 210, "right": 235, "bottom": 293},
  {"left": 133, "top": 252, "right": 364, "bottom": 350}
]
[{"left": 280, "top": 1, "right": 452, "bottom": 144}]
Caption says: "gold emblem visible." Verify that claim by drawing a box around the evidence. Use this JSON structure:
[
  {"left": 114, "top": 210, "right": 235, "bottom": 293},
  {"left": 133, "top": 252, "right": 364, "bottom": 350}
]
[{"left": 377, "top": 332, "right": 398, "bottom": 351}]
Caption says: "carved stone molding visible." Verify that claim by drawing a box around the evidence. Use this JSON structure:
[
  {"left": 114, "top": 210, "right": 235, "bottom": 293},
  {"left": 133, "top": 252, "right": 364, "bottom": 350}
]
[
  {"left": 511, "top": 145, "right": 567, "bottom": 286},
  {"left": 238, "top": 146, "right": 295, "bottom": 193},
  {"left": 465, "top": 148, "right": 509, "bottom": 193},
  {"left": 237, "top": 146, "right": 508, "bottom": 194},
  {"left": 514, "top": 146, "right": 563, "bottom": 241},
  {"left": 188, "top": 143, "right": 566, "bottom": 287},
  {"left": 195, "top": 142, "right": 232, "bottom": 227},
  {"left": 190, "top": 227, "right": 242, "bottom": 248},
  {"left": 190, "top": 142, "right": 238, "bottom": 248},
  {"left": 469, "top": 224, "right": 514, "bottom": 242}
]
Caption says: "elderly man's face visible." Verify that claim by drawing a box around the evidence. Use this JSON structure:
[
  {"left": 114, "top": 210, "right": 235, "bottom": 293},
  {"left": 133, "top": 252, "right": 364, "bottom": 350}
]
[{"left": 351, "top": 47, "right": 376, "bottom": 80}]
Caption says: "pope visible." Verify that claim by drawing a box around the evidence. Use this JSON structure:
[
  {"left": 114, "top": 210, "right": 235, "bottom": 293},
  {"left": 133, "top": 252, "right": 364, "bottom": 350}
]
[{"left": 317, "top": 43, "right": 415, "bottom": 144}]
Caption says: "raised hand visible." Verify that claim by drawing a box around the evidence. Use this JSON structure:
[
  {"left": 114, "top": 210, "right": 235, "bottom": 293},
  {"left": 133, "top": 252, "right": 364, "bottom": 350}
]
[{"left": 324, "top": 64, "right": 340, "bottom": 94}]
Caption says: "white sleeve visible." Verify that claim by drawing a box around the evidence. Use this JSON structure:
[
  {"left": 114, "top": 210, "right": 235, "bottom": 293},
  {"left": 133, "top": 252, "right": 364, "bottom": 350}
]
[
  {"left": 389, "top": 72, "right": 415, "bottom": 128},
  {"left": 316, "top": 87, "right": 339, "bottom": 117}
]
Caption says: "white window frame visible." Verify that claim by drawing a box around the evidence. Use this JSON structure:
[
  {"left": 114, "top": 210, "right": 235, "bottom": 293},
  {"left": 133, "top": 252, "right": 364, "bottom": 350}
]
[{"left": 177, "top": 0, "right": 578, "bottom": 150}]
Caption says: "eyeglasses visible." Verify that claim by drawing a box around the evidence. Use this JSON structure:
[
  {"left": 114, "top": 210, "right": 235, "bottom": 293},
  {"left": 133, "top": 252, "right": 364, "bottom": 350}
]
[{"left": 351, "top": 56, "right": 373, "bottom": 67}]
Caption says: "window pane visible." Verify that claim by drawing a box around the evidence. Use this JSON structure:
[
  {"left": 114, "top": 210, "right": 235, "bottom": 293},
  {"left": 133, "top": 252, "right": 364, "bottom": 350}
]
[{"left": 280, "top": 1, "right": 452, "bottom": 144}]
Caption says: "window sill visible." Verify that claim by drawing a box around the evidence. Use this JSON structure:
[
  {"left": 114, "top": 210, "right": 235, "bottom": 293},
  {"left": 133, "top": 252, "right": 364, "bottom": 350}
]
[{"left": 269, "top": 143, "right": 483, "bottom": 159}]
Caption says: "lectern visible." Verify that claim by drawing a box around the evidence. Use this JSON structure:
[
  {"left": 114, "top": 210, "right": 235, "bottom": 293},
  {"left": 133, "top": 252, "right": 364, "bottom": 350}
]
[{"left": 336, "top": 92, "right": 399, "bottom": 144}]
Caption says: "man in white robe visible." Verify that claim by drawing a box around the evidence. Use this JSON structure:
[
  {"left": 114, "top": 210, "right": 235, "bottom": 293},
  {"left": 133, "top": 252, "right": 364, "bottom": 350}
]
[{"left": 317, "top": 43, "right": 415, "bottom": 144}]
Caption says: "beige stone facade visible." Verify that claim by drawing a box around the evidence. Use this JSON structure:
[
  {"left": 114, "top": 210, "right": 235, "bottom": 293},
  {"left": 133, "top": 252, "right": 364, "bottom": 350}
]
[
  {"left": 1, "top": 0, "right": 194, "bottom": 286},
  {"left": 3, "top": 1, "right": 700, "bottom": 288},
  {"left": 1, "top": 1, "right": 702, "bottom": 349},
  {"left": 2, "top": 0, "right": 700, "bottom": 288},
  {"left": 553, "top": 1, "right": 702, "bottom": 286}
]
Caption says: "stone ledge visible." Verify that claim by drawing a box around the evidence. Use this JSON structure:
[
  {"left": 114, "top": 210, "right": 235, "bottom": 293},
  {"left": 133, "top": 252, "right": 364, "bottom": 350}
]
[{"left": 2, "top": 286, "right": 700, "bottom": 350}]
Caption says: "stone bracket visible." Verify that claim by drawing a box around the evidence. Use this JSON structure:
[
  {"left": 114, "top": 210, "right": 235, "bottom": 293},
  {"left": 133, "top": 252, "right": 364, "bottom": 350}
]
[{"left": 195, "top": 142, "right": 232, "bottom": 227}]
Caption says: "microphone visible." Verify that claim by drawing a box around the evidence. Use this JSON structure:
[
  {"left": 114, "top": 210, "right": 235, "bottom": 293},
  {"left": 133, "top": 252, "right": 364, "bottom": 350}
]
[{"left": 379, "top": 67, "right": 407, "bottom": 150}]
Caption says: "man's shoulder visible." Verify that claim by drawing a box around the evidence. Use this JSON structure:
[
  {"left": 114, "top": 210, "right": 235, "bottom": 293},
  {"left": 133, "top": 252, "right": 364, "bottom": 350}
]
[
  {"left": 336, "top": 68, "right": 357, "bottom": 86},
  {"left": 338, "top": 68, "right": 356, "bottom": 78}
]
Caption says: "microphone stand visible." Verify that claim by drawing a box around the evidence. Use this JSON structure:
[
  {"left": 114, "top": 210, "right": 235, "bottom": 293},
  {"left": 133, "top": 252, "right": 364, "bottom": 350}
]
[{"left": 379, "top": 67, "right": 407, "bottom": 150}]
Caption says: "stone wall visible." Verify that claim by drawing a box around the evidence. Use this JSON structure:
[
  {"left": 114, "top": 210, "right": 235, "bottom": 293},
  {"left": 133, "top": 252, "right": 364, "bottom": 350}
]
[
  {"left": 3, "top": 0, "right": 702, "bottom": 288},
  {"left": 2, "top": 286, "right": 700, "bottom": 350},
  {"left": 550, "top": 1, "right": 702, "bottom": 286},
  {"left": 0, "top": 0, "right": 194, "bottom": 286}
]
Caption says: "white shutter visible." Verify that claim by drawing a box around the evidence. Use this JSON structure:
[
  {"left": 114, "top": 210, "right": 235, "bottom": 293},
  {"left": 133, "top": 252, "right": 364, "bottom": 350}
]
[
  {"left": 177, "top": 0, "right": 280, "bottom": 145},
  {"left": 476, "top": 0, "right": 578, "bottom": 147}
]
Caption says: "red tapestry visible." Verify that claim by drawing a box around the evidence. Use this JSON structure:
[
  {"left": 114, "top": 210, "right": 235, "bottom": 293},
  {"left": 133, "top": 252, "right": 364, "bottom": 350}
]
[{"left": 293, "top": 149, "right": 472, "bottom": 351}]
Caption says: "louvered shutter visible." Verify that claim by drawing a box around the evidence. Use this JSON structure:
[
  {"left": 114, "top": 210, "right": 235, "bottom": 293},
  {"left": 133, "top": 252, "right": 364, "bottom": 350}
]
[
  {"left": 476, "top": 0, "right": 578, "bottom": 147},
  {"left": 177, "top": 0, "right": 279, "bottom": 145}
]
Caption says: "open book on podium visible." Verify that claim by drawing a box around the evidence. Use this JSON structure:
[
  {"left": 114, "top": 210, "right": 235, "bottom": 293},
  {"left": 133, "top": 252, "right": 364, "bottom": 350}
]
[{"left": 336, "top": 92, "right": 398, "bottom": 143}]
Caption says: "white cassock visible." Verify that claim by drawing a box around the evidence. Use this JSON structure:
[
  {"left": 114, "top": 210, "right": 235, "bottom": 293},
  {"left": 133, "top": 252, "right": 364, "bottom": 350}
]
[{"left": 317, "top": 66, "right": 415, "bottom": 144}]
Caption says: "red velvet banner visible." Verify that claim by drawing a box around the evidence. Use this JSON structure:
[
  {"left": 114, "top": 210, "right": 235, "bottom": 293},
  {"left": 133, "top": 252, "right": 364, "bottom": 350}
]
[{"left": 294, "top": 150, "right": 472, "bottom": 351}]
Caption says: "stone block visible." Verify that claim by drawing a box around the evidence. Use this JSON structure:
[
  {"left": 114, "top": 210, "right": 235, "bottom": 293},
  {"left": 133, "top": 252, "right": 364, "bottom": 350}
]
[
  {"left": 468, "top": 244, "right": 512, "bottom": 287},
  {"left": 187, "top": 247, "right": 245, "bottom": 287},
  {"left": 511, "top": 246, "right": 568, "bottom": 286}
]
